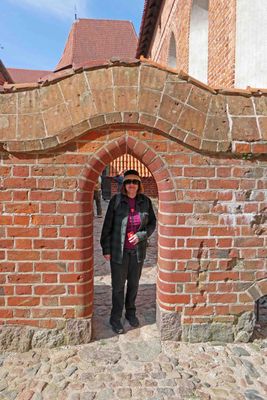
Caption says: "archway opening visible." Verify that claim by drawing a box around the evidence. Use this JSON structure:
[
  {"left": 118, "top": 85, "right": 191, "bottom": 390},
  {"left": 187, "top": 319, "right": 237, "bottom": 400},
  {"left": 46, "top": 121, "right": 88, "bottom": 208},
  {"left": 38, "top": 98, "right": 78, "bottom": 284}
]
[{"left": 92, "top": 153, "right": 158, "bottom": 340}]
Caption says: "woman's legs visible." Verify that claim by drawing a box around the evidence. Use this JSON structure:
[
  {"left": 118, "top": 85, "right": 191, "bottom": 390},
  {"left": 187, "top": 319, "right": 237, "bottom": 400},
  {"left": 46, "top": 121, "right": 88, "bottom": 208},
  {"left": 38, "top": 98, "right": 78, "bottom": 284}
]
[
  {"left": 110, "top": 253, "right": 128, "bottom": 321},
  {"left": 110, "top": 251, "right": 143, "bottom": 330},
  {"left": 125, "top": 252, "right": 143, "bottom": 318}
]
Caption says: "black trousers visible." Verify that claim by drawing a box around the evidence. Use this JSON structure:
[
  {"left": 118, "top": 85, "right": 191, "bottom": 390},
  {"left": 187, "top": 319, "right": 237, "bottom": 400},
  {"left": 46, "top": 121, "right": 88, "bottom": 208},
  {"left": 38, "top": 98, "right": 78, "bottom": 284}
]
[{"left": 110, "top": 250, "right": 143, "bottom": 321}]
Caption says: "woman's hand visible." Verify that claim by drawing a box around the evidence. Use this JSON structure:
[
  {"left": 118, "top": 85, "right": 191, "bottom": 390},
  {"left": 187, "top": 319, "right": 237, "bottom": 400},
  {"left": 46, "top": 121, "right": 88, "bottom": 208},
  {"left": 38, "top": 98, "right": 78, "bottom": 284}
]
[
  {"left": 104, "top": 254, "right": 111, "bottom": 261},
  {"left": 128, "top": 234, "right": 139, "bottom": 246}
]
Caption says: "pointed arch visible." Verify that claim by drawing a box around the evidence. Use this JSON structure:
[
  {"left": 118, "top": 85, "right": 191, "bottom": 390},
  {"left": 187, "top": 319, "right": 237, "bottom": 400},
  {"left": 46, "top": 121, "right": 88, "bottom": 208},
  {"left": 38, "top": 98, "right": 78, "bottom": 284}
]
[
  {"left": 76, "top": 133, "right": 176, "bottom": 326},
  {"left": 168, "top": 32, "right": 177, "bottom": 68}
]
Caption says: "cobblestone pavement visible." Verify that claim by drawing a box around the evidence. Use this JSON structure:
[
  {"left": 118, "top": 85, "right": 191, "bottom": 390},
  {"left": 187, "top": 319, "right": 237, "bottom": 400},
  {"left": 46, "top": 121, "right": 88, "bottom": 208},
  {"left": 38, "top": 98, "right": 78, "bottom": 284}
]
[{"left": 0, "top": 200, "right": 267, "bottom": 400}]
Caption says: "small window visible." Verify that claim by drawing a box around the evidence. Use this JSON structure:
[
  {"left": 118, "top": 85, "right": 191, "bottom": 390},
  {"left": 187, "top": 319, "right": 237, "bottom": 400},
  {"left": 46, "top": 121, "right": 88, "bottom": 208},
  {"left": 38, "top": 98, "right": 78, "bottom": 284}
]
[{"left": 168, "top": 33, "right": 177, "bottom": 68}]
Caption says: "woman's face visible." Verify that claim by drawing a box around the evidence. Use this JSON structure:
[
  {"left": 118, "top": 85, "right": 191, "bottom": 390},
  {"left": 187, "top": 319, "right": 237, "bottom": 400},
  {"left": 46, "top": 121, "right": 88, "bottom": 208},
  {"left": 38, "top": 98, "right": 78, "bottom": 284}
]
[{"left": 124, "top": 179, "right": 139, "bottom": 197}]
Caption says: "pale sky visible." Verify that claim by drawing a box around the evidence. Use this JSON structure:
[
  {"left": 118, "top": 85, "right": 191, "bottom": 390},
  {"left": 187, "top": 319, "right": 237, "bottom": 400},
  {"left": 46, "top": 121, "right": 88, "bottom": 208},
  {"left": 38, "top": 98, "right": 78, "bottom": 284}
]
[{"left": 0, "top": 0, "right": 145, "bottom": 70}]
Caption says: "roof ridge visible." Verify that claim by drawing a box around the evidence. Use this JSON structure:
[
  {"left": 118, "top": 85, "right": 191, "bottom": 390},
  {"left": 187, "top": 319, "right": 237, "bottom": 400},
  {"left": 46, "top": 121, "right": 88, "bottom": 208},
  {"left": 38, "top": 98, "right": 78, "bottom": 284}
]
[
  {"left": 7, "top": 67, "right": 51, "bottom": 72},
  {"left": 77, "top": 18, "right": 134, "bottom": 23}
]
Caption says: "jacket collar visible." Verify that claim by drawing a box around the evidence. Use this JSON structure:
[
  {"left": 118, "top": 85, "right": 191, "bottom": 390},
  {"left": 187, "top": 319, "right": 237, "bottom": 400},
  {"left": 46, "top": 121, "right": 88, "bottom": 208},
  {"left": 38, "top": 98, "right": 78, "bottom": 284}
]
[{"left": 121, "top": 193, "right": 144, "bottom": 204}]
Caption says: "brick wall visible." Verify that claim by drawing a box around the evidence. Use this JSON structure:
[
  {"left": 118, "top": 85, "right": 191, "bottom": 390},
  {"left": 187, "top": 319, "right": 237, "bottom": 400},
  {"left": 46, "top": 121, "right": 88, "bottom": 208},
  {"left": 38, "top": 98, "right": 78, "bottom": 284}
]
[
  {"left": 1, "top": 130, "right": 266, "bottom": 340},
  {"left": 149, "top": 0, "right": 192, "bottom": 71},
  {"left": 148, "top": 0, "right": 237, "bottom": 87},
  {"left": 0, "top": 62, "right": 267, "bottom": 345},
  {"left": 208, "top": 0, "right": 236, "bottom": 87}
]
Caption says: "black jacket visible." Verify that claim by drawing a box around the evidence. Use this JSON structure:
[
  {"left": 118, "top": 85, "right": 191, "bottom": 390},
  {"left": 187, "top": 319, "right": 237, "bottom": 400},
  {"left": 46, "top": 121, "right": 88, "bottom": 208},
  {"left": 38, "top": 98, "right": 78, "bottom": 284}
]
[{"left": 100, "top": 193, "right": 156, "bottom": 264}]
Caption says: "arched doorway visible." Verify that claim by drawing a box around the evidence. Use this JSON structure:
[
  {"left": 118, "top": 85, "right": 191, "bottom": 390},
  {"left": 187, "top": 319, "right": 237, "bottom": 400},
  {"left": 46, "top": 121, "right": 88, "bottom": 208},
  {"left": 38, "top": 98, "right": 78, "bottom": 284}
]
[
  {"left": 92, "top": 153, "right": 158, "bottom": 339},
  {"left": 82, "top": 133, "right": 173, "bottom": 339}
]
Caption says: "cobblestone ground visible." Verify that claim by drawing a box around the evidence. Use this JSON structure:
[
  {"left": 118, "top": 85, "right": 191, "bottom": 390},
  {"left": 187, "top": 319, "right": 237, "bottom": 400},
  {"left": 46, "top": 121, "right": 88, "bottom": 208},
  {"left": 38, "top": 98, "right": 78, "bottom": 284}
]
[{"left": 0, "top": 200, "right": 266, "bottom": 400}]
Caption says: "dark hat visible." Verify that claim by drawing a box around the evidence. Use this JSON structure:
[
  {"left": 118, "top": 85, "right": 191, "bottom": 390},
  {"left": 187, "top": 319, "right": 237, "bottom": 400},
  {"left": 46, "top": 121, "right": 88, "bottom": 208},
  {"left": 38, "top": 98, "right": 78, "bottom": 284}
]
[{"left": 124, "top": 169, "right": 140, "bottom": 177}]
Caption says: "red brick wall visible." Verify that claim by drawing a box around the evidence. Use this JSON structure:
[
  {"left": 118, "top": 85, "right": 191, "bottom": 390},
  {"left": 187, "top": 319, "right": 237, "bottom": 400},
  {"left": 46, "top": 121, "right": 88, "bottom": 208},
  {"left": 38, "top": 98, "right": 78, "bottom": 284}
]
[
  {"left": 150, "top": 0, "right": 192, "bottom": 71},
  {"left": 208, "top": 0, "right": 236, "bottom": 87},
  {"left": 149, "top": 0, "right": 237, "bottom": 87},
  {"left": 1, "top": 129, "right": 266, "bottom": 330}
]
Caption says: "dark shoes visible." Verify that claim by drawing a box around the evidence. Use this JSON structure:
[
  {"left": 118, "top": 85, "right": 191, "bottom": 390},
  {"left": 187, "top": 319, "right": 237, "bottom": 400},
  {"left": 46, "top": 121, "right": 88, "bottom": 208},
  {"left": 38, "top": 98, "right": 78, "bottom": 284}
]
[
  {"left": 109, "top": 318, "right": 124, "bottom": 334},
  {"left": 125, "top": 314, "right": 140, "bottom": 328}
]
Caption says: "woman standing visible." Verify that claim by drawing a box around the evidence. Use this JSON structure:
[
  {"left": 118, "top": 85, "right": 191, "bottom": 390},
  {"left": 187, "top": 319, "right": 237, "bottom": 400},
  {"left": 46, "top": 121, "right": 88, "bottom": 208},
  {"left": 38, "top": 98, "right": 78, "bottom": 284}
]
[{"left": 100, "top": 169, "right": 156, "bottom": 334}]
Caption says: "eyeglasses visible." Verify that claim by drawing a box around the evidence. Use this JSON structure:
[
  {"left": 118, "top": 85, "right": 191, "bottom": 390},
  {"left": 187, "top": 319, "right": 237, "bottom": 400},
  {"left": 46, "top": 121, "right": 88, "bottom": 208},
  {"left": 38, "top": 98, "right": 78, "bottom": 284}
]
[{"left": 124, "top": 179, "right": 140, "bottom": 185}]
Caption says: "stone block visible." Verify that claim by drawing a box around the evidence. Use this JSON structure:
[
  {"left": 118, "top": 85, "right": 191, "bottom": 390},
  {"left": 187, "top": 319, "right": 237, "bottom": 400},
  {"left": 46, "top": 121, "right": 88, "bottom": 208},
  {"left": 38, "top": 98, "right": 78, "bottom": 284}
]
[
  {"left": 43, "top": 103, "right": 72, "bottom": 135},
  {"left": 164, "top": 81, "right": 191, "bottom": 103},
  {"left": 138, "top": 89, "right": 161, "bottom": 115},
  {"left": 232, "top": 117, "right": 260, "bottom": 141},
  {"left": 254, "top": 96, "right": 267, "bottom": 116},
  {"left": 122, "top": 112, "right": 139, "bottom": 124},
  {"left": 178, "top": 106, "right": 206, "bottom": 136},
  {"left": 105, "top": 112, "right": 123, "bottom": 125},
  {"left": 203, "top": 116, "right": 229, "bottom": 140},
  {"left": 60, "top": 74, "right": 96, "bottom": 125},
  {"left": 187, "top": 86, "right": 212, "bottom": 114},
  {"left": 0, "top": 92, "right": 17, "bottom": 114},
  {"left": 86, "top": 68, "right": 113, "bottom": 89},
  {"left": 32, "top": 330, "right": 65, "bottom": 348},
  {"left": 0, "top": 114, "right": 17, "bottom": 140},
  {"left": 17, "top": 113, "right": 46, "bottom": 139},
  {"left": 140, "top": 65, "right": 167, "bottom": 90},
  {"left": 158, "top": 94, "right": 183, "bottom": 124},
  {"left": 92, "top": 88, "right": 114, "bottom": 114},
  {"left": 65, "top": 319, "right": 92, "bottom": 345},
  {"left": 114, "top": 87, "right": 138, "bottom": 112},
  {"left": 234, "top": 311, "right": 255, "bottom": 342},
  {"left": 227, "top": 95, "right": 254, "bottom": 116},
  {"left": 209, "top": 94, "right": 227, "bottom": 116},
  {"left": 182, "top": 323, "right": 234, "bottom": 343},
  {"left": 42, "top": 136, "right": 59, "bottom": 150},
  {"left": 258, "top": 117, "right": 267, "bottom": 140},
  {"left": 89, "top": 115, "right": 105, "bottom": 129},
  {"left": 23, "top": 139, "right": 43, "bottom": 152},
  {"left": 113, "top": 66, "right": 139, "bottom": 86},
  {"left": 0, "top": 326, "right": 33, "bottom": 352},
  {"left": 157, "top": 306, "right": 182, "bottom": 341},
  {"left": 18, "top": 89, "right": 40, "bottom": 114},
  {"left": 40, "top": 83, "right": 63, "bottom": 110}
]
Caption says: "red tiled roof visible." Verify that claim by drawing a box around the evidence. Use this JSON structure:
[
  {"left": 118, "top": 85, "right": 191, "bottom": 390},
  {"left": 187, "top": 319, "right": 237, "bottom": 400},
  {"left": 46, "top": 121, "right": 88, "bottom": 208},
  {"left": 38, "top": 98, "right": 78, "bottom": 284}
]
[
  {"left": 7, "top": 68, "right": 51, "bottom": 83},
  {"left": 55, "top": 18, "right": 138, "bottom": 71}
]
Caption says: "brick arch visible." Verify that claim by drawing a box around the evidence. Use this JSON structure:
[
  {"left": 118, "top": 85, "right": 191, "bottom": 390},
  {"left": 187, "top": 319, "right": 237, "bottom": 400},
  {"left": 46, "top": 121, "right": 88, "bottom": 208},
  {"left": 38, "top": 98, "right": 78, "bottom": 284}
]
[
  {"left": 76, "top": 134, "right": 177, "bottom": 332},
  {"left": 245, "top": 279, "right": 267, "bottom": 303},
  {"left": 1, "top": 62, "right": 266, "bottom": 157}
]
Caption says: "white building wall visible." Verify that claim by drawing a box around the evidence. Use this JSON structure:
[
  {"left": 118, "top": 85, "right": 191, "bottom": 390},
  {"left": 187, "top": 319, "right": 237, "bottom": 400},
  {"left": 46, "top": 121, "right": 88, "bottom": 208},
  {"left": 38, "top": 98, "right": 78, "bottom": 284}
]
[
  {"left": 189, "top": 0, "right": 209, "bottom": 83},
  {"left": 235, "top": 0, "right": 267, "bottom": 88}
]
